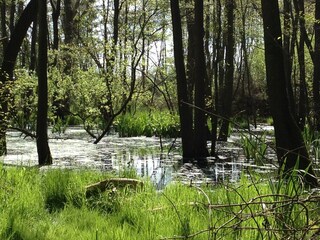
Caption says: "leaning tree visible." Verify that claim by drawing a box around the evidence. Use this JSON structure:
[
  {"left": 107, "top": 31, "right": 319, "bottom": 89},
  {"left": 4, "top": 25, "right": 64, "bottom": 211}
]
[{"left": 0, "top": 0, "right": 37, "bottom": 156}]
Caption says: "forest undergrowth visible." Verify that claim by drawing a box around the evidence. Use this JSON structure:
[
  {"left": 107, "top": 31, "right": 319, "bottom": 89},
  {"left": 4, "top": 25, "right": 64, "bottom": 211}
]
[{"left": 0, "top": 164, "right": 320, "bottom": 240}]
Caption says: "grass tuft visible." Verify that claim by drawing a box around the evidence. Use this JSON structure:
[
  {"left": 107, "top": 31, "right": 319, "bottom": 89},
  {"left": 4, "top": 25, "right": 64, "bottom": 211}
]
[
  {"left": 0, "top": 165, "right": 319, "bottom": 239},
  {"left": 115, "top": 110, "right": 180, "bottom": 138},
  {"left": 42, "top": 169, "right": 85, "bottom": 212}
]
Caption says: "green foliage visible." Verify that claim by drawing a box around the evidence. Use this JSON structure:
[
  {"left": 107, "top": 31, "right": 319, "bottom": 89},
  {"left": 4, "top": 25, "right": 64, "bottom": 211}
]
[
  {"left": 268, "top": 166, "right": 315, "bottom": 239},
  {"left": 10, "top": 69, "right": 38, "bottom": 130},
  {"left": 0, "top": 166, "right": 47, "bottom": 240},
  {"left": 87, "top": 187, "right": 121, "bottom": 214},
  {"left": 115, "top": 110, "right": 180, "bottom": 138},
  {"left": 241, "top": 133, "right": 268, "bottom": 165},
  {"left": 68, "top": 67, "right": 107, "bottom": 131},
  {"left": 266, "top": 117, "right": 273, "bottom": 126},
  {"left": 42, "top": 169, "right": 85, "bottom": 212},
  {"left": 0, "top": 166, "right": 318, "bottom": 240},
  {"left": 9, "top": 62, "right": 178, "bottom": 137},
  {"left": 51, "top": 117, "right": 69, "bottom": 135},
  {"left": 303, "top": 124, "right": 320, "bottom": 161}
]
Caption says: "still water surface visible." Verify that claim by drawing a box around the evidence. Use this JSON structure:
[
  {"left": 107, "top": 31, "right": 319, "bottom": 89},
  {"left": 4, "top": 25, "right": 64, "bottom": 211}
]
[{"left": 2, "top": 126, "right": 278, "bottom": 188}]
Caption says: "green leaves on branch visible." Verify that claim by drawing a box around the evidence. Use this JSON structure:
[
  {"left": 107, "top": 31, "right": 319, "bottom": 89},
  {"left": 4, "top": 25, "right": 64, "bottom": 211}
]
[{"left": 10, "top": 70, "right": 37, "bottom": 130}]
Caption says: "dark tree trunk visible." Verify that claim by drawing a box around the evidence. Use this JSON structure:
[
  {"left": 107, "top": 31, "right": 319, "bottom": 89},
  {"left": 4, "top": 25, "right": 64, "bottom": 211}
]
[
  {"left": 314, "top": 0, "right": 320, "bottom": 131},
  {"left": 49, "top": 0, "right": 60, "bottom": 70},
  {"left": 240, "top": 1, "right": 256, "bottom": 129},
  {"left": 0, "top": 0, "right": 37, "bottom": 156},
  {"left": 30, "top": 15, "right": 37, "bottom": 71},
  {"left": 113, "top": 0, "right": 119, "bottom": 46},
  {"left": 294, "top": 0, "right": 307, "bottom": 129},
  {"left": 194, "top": 0, "right": 208, "bottom": 161},
  {"left": 261, "top": 0, "right": 317, "bottom": 186},
  {"left": 50, "top": 0, "right": 60, "bottom": 51},
  {"left": 52, "top": 0, "right": 76, "bottom": 120},
  {"left": 36, "top": 0, "right": 52, "bottom": 165},
  {"left": 186, "top": 0, "right": 195, "bottom": 102},
  {"left": 211, "top": 0, "right": 222, "bottom": 155},
  {"left": 1, "top": 1, "right": 8, "bottom": 53},
  {"left": 283, "top": 0, "right": 297, "bottom": 118},
  {"left": 9, "top": 0, "right": 15, "bottom": 35},
  {"left": 63, "top": 0, "right": 76, "bottom": 45},
  {"left": 297, "top": 35, "right": 307, "bottom": 129},
  {"left": 62, "top": 0, "right": 77, "bottom": 73},
  {"left": 219, "top": 0, "right": 235, "bottom": 141},
  {"left": 170, "top": 0, "right": 194, "bottom": 160},
  {"left": 1, "top": 0, "right": 36, "bottom": 79},
  {"left": 49, "top": 0, "right": 62, "bottom": 125}
]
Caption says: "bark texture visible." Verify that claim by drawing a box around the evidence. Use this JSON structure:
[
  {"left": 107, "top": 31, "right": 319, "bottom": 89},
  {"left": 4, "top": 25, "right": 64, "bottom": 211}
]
[
  {"left": 261, "top": 0, "right": 317, "bottom": 185},
  {"left": 36, "top": 0, "right": 52, "bottom": 165},
  {"left": 170, "top": 0, "right": 194, "bottom": 160}
]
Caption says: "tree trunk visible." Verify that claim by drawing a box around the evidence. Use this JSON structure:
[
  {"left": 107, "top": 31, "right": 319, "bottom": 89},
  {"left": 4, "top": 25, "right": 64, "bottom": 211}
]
[
  {"left": 0, "top": 0, "right": 37, "bottom": 156},
  {"left": 170, "top": 0, "right": 194, "bottom": 160},
  {"left": 62, "top": 0, "right": 77, "bottom": 74},
  {"left": 30, "top": 15, "right": 37, "bottom": 71},
  {"left": 36, "top": 0, "right": 52, "bottom": 165},
  {"left": 297, "top": 35, "right": 307, "bottom": 129},
  {"left": 113, "top": 0, "right": 119, "bottom": 46},
  {"left": 313, "top": 0, "right": 320, "bottom": 131},
  {"left": 9, "top": 0, "right": 16, "bottom": 35},
  {"left": 52, "top": 0, "right": 76, "bottom": 120},
  {"left": 63, "top": 0, "right": 76, "bottom": 45},
  {"left": 186, "top": 0, "right": 195, "bottom": 103},
  {"left": 240, "top": 0, "right": 256, "bottom": 129},
  {"left": 294, "top": 0, "right": 307, "bottom": 129},
  {"left": 50, "top": 0, "right": 60, "bottom": 66},
  {"left": 211, "top": 0, "right": 222, "bottom": 155},
  {"left": 194, "top": 0, "right": 208, "bottom": 162},
  {"left": 1, "top": 1, "right": 8, "bottom": 53},
  {"left": 261, "top": 0, "right": 317, "bottom": 186},
  {"left": 283, "top": 0, "right": 297, "bottom": 118},
  {"left": 219, "top": 0, "right": 235, "bottom": 141}
]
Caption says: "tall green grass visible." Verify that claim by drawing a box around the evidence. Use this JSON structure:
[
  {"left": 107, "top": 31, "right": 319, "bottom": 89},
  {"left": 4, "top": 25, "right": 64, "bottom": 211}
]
[
  {"left": 114, "top": 111, "right": 180, "bottom": 138},
  {"left": 240, "top": 133, "right": 268, "bottom": 165},
  {"left": 303, "top": 124, "right": 320, "bottom": 162},
  {"left": 0, "top": 165, "right": 319, "bottom": 240}
]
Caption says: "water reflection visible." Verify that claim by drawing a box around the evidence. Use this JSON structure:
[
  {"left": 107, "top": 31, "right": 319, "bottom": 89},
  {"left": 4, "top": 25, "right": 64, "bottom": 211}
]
[
  {"left": 2, "top": 127, "right": 278, "bottom": 188},
  {"left": 2, "top": 128, "right": 181, "bottom": 189}
]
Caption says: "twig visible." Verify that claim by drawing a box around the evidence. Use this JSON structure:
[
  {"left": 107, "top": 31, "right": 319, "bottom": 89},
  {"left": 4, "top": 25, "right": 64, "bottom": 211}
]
[
  {"left": 9, "top": 127, "right": 37, "bottom": 139},
  {"left": 190, "top": 185, "right": 213, "bottom": 239},
  {"left": 159, "top": 191, "right": 320, "bottom": 240}
]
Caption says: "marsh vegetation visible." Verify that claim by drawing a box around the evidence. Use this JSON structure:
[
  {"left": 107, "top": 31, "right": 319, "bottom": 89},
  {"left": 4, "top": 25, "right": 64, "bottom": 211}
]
[
  {"left": 1, "top": 0, "right": 320, "bottom": 238},
  {"left": 1, "top": 165, "right": 320, "bottom": 240}
]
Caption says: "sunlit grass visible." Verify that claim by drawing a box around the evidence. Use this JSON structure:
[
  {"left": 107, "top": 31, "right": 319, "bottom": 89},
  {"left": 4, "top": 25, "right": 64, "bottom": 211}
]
[
  {"left": 0, "top": 165, "right": 319, "bottom": 240},
  {"left": 114, "top": 110, "right": 180, "bottom": 138}
]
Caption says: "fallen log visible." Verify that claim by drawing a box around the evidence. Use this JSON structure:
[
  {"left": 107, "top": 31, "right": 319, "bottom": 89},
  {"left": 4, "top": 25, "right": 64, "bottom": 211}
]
[{"left": 85, "top": 178, "right": 143, "bottom": 198}]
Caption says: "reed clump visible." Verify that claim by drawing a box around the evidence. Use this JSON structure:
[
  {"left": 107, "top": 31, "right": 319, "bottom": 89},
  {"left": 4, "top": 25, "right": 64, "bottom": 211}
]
[{"left": 115, "top": 110, "right": 180, "bottom": 138}]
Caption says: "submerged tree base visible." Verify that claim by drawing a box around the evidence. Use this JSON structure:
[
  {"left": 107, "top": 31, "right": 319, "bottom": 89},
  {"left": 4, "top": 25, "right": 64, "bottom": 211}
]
[{"left": 0, "top": 135, "right": 6, "bottom": 156}]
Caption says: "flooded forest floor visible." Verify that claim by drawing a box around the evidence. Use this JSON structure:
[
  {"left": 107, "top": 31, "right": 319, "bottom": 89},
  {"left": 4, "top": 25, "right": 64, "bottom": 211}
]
[{"left": 2, "top": 124, "right": 320, "bottom": 188}]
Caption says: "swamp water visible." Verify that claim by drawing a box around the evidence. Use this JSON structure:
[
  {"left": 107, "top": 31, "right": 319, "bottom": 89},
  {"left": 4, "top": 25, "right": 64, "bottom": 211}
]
[{"left": 1, "top": 126, "right": 280, "bottom": 188}]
